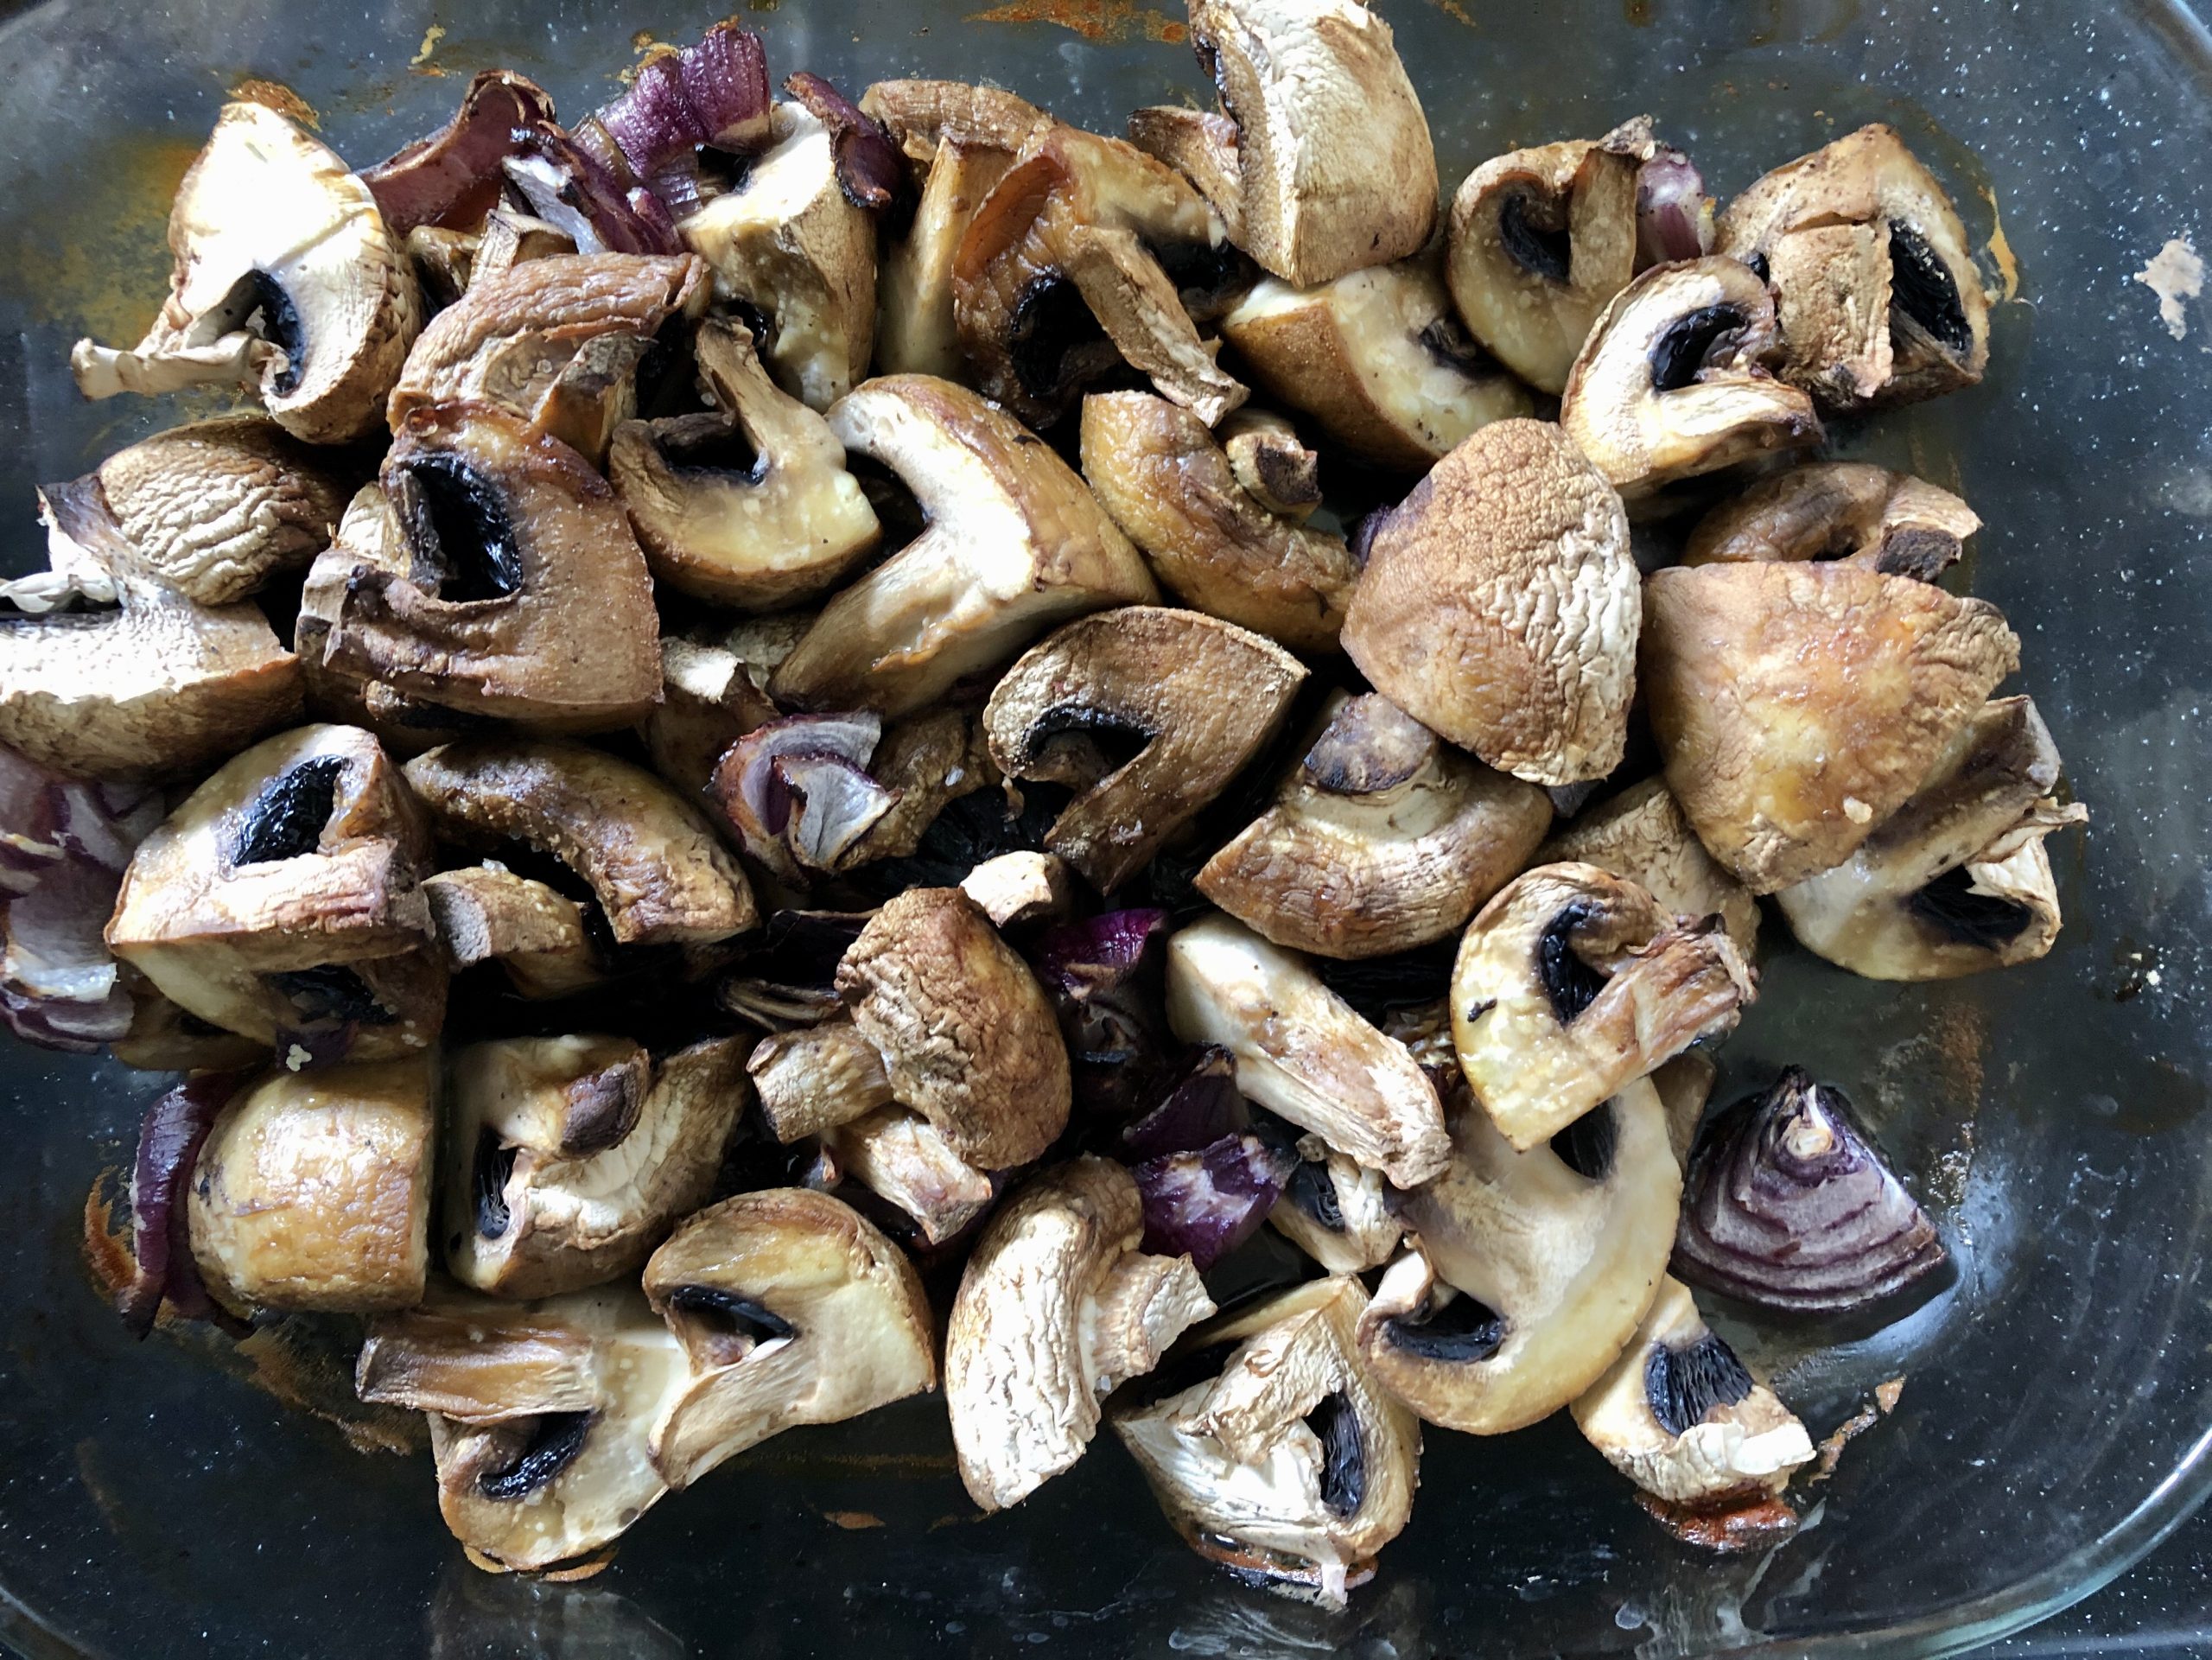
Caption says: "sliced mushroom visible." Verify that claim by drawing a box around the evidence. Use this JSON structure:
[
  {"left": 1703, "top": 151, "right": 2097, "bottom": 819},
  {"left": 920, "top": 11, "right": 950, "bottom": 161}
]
[
  {"left": 1571, "top": 1275, "right": 1813, "bottom": 1507},
  {"left": 1179, "top": 0, "right": 1436, "bottom": 286},
  {"left": 748, "top": 1019, "right": 894, "bottom": 1142},
  {"left": 296, "top": 401, "right": 662, "bottom": 736},
  {"left": 768, "top": 375, "right": 1160, "bottom": 719},
  {"left": 1450, "top": 862, "right": 1753, "bottom": 1152},
  {"left": 1684, "top": 462, "right": 1980, "bottom": 582},
  {"left": 1774, "top": 696, "right": 2086, "bottom": 979},
  {"left": 1218, "top": 254, "right": 1534, "bottom": 472},
  {"left": 1560, "top": 257, "right": 1821, "bottom": 502},
  {"left": 422, "top": 863, "right": 604, "bottom": 1000},
  {"left": 952, "top": 123, "right": 1247, "bottom": 429},
  {"left": 1078, "top": 392, "right": 1358, "bottom": 652},
  {"left": 404, "top": 739, "right": 759, "bottom": 946},
  {"left": 1641, "top": 560, "right": 2022, "bottom": 892},
  {"left": 639, "top": 614, "right": 810, "bottom": 801},
  {"left": 946, "top": 1156, "right": 1216, "bottom": 1510},
  {"left": 1717, "top": 124, "right": 1989, "bottom": 408},
  {"left": 821, "top": 1105, "right": 996, "bottom": 1245},
  {"left": 1113, "top": 1276, "right": 1420, "bottom": 1610},
  {"left": 1125, "top": 106, "right": 1245, "bottom": 239},
  {"left": 72, "top": 99, "right": 420, "bottom": 443},
  {"left": 111, "top": 981, "right": 269, "bottom": 1072},
  {"left": 1270, "top": 1135, "right": 1404, "bottom": 1274},
  {"left": 681, "top": 102, "right": 876, "bottom": 410},
  {"left": 877, "top": 137, "right": 1020, "bottom": 378},
  {"left": 1217, "top": 409, "right": 1321, "bottom": 518},
  {"left": 1165, "top": 913, "right": 1448, "bottom": 1187},
  {"left": 859, "top": 80, "right": 1057, "bottom": 165},
  {"left": 188, "top": 1054, "right": 437, "bottom": 1313},
  {"left": 609, "top": 315, "right": 879, "bottom": 608},
  {"left": 466, "top": 207, "right": 579, "bottom": 291},
  {"left": 959, "top": 849, "right": 1075, "bottom": 929},
  {"left": 642, "top": 1189, "right": 937, "bottom": 1486},
  {"left": 445, "top": 1034, "right": 746, "bottom": 1299},
  {"left": 842, "top": 709, "right": 996, "bottom": 866},
  {"left": 1359, "top": 1072, "right": 1679, "bottom": 1433},
  {"left": 836, "top": 887, "right": 1070, "bottom": 1170},
  {"left": 106, "top": 723, "right": 445, "bottom": 1057},
  {"left": 1537, "top": 777, "right": 1759, "bottom": 956},
  {"left": 1198, "top": 692, "right": 1554, "bottom": 958},
  {"left": 982, "top": 607, "right": 1306, "bottom": 892},
  {"left": 1341, "top": 418, "right": 1636, "bottom": 786}
]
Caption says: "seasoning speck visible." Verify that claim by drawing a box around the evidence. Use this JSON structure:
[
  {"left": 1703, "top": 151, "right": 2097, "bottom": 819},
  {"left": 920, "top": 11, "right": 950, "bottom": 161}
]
[{"left": 2134, "top": 236, "right": 2203, "bottom": 340}]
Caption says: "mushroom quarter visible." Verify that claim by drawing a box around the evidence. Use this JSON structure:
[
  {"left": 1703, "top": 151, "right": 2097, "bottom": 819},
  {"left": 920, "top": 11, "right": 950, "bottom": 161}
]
[
  {"left": 1536, "top": 777, "right": 1760, "bottom": 957},
  {"left": 1683, "top": 461, "right": 1980, "bottom": 582}
]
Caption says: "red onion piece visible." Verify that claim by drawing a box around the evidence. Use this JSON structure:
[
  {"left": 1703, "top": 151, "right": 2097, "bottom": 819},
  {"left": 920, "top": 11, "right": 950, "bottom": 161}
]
[
  {"left": 1122, "top": 1046, "right": 1249, "bottom": 1161},
  {"left": 784, "top": 72, "right": 903, "bottom": 212},
  {"left": 118, "top": 1072, "right": 249, "bottom": 1337},
  {"left": 504, "top": 124, "right": 683, "bottom": 256},
  {"left": 596, "top": 22, "right": 771, "bottom": 181},
  {"left": 1032, "top": 909, "right": 1174, "bottom": 1122},
  {"left": 1133, "top": 1133, "right": 1294, "bottom": 1269},
  {"left": 1675, "top": 1066, "right": 1948, "bottom": 1319},
  {"left": 361, "top": 70, "right": 559, "bottom": 235},
  {"left": 645, "top": 153, "right": 713, "bottom": 225},
  {"left": 601, "top": 53, "right": 709, "bottom": 178},
  {"left": 1636, "top": 147, "right": 1715, "bottom": 269}
]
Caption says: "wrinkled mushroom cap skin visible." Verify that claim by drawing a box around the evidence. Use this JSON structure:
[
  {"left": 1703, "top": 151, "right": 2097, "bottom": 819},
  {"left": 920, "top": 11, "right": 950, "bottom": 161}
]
[
  {"left": 1112, "top": 1275, "right": 1421, "bottom": 1611},
  {"left": 1559, "top": 257, "right": 1822, "bottom": 502},
  {"left": 445, "top": 1034, "right": 747, "bottom": 1300},
  {"left": 1360, "top": 1073, "right": 1681, "bottom": 1434},
  {"left": 1199, "top": 691, "right": 1554, "bottom": 959},
  {"left": 106, "top": 722, "right": 446, "bottom": 1057},
  {"left": 946, "top": 1156, "right": 1216, "bottom": 1511},
  {"left": 1342, "top": 418, "right": 1637, "bottom": 786},
  {"left": 982, "top": 606, "right": 1308, "bottom": 893},
  {"left": 1078, "top": 392, "right": 1358, "bottom": 653},
  {"left": 1718, "top": 124, "right": 1990, "bottom": 408},
  {"left": 188, "top": 1054, "right": 437, "bottom": 1314},
  {"left": 643, "top": 1188, "right": 938, "bottom": 1488},
  {"left": 1683, "top": 461, "right": 1980, "bottom": 582},
  {"left": 1642, "top": 560, "right": 2023, "bottom": 893},
  {"left": 1538, "top": 776, "right": 1761, "bottom": 956},
  {"left": 1571, "top": 1275, "right": 1813, "bottom": 1507},
  {"left": 835, "top": 887, "right": 1071, "bottom": 1170},
  {"left": 404, "top": 739, "right": 759, "bottom": 946},
  {"left": 1186, "top": 0, "right": 1437, "bottom": 287},
  {"left": 769, "top": 375, "right": 1160, "bottom": 720},
  {"left": 1219, "top": 255, "right": 1534, "bottom": 473}
]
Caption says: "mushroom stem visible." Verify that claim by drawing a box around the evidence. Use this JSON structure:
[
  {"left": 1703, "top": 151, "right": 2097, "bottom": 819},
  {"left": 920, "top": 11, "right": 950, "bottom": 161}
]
[
  {"left": 1081, "top": 1251, "right": 1216, "bottom": 1394},
  {"left": 749, "top": 1021, "right": 896, "bottom": 1142},
  {"left": 71, "top": 333, "right": 282, "bottom": 400}
]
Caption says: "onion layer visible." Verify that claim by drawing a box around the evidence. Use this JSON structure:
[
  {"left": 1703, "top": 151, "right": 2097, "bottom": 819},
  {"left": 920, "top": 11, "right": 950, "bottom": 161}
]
[
  {"left": 1132, "top": 1133, "right": 1294, "bottom": 1269},
  {"left": 1032, "top": 909, "right": 1173, "bottom": 1121},
  {"left": 118, "top": 1072, "right": 250, "bottom": 1336}
]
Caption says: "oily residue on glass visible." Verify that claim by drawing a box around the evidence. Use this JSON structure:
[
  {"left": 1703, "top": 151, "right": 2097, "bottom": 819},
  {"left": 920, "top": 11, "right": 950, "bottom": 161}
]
[
  {"left": 10, "top": 130, "right": 201, "bottom": 346},
  {"left": 967, "top": 0, "right": 1188, "bottom": 45}
]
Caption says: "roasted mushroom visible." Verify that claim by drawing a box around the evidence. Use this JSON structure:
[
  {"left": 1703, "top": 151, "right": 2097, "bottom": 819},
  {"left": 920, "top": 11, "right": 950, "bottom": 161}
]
[
  {"left": 823, "top": 1105, "right": 997, "bottom": 1245},
  {"left": 982, "top": 607, "right": 1306, "bottom": 892},
  {"left": 644, "top": 1188, "right": 938, "bottom": 1486},
  {"left": 1269, "top": 1135, "right": 1404, "bottom": 1274},
  {"left": 1114, "top": 1275, "right": 1420, "bottom": 1610},
  {"left": 957, "top": 849, "right": 1075, "bottom": 929},
  {"left": 860, "top": 79, "right": 1056, "bottom": 165},
  {"left": 296, "top": 401, "right": 663, "bottom": 737},
  {"left": 1683, "top": 461, "right": 1980, "bottom": 582},
  {"left": 1774, "top": 696, "right": 2086, "bottom": 979},
  {"left": 876, "top": 137, "right": 1020, "bottom": 378},
  {"left": 1450, "top": 862, "right": 1752, "bottom": 1151},
  {"left": 106, "top": 723, "right": 445, "bottom": 1057},
  {"left": 1718, "top": 124, "right": 1989, "bottom": 408},
  {"left": 1198, "top": 692, "right": 1554, "bottom": 958},
  {"left": 747, "top": 1020, "right": 893, "bottom": 1142},
  {"left": 609, "top": 315, "right": 880, "bottom": 607},
  {"left": 768, "top": 376, "right": 1160, "bottom": 718},
  {"left": 72, "top": 98, "right": 421, "bottom": 443},
  {"left": 422, "top": 863, "right": 604, "bottom": 1000},
  {"left": 1536, "top": 777, "right": 1760, "bottom": 956},
  {"left": 1358, "top": 1073, "right": 1680, "bottom": 1433},
  {"left": 1078, "top": 392, "right": 1358, "bottom": 652},
  {"left": 1342, "top": 419, "right": 1637, "bottom": 785},
  {"left": 639, "top": 614, "right": 810, "bottom": 801},
  {"left": 1571, "top": 1275, "right": 1813, "bottom": 1508},
  {"left": 1165, "top": 914, "right": 1449, "bottom": 1188},
  {"left": 1217, "top": 409, "right": 1322, "bottom": 518},
  {"left": 1641, "top": 560, "right": 2022, "bottom": 892},
  {"left": 681, "top": 102, "right": 877, "bottom": 410},
  {"left": 445, "top": 1034, "right": 747, "bottom": 1299},
  {"left": 1559, "top": 257, "right": 1821, "bottom": 502},
  {"left": 946, "top": 1156, "right": 1216, "bottom": 1510},
  {"left": 189, "top": 1054, "right": 438, "bottom": 1313}
]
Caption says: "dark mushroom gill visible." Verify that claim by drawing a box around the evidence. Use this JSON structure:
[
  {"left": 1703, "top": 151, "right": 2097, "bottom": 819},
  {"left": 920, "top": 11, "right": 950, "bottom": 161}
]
[
  {"left": 1498, "top": 189, "right": 1573, "bottom": 284},
  {"left": 1906, "top": 864, "right": 2036, "bottom": 949},
  {"left": 1384, "top": 1290, "right": 1507, "bottom": 1363},
  {"left": 1007, "top": 275, "right": 1119, "bottom": 407},
  {"left": 268, "top": 964, "right": 395, "bottom": 1025},
  {"left": 229, "top": 756, "right": 346, "bottom": 867},
  {"left": 1886, "top": 219, "right": 1973, "bottom": 355},
  {"left": 476, "top": 1411, "right": 594, "bottom": 1501},
  {"left": 1644, "top": 1331, "right": 1755, "bottom": 1437},
  {"left": 473, "top": 1127, "right": 517, "bottom": 1237},
  {"left": 1649, "top": 302, "right": 1748, "bottom": 393},
  {"left": 1549, "top": 1098, "right": 1619, "bottom": 1181},
  {"left": 1535, "top": 900, "right": 1609, "bottom": 1024},
  {"left": 1306, "top": 1390, "right": 1366, "bottom": 1519},
  {"left": 391, "top": 454, "right": 524, "bottom": 604}
]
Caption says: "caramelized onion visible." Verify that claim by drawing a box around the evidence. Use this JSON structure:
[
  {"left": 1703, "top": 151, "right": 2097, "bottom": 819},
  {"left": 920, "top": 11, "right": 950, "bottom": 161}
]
[{"left": 1132, "top": 1133, "right": 1293, "bottom": 1269}]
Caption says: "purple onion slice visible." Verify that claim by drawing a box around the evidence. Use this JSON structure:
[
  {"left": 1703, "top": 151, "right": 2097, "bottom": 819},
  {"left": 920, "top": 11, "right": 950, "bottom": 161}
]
[
  {"left": 360, "top": 70, "right": 559, "bottom": 235},
  {"left": 1122, "top": 1046, "right": 1249, "bottom": 1161},
  {"left": 118, "top": 1072, "right": 250, "bottom": 1337},
  {"left": 1132, "top": 1133, "right": 1294, "bottom": 1269},
  {"left": 784, "top": 72, "right": 903, "bottom": 212},
  {"left": 1032, "top": 908, "right": 1173, "bottom": 1121},
  {"left": 595, "top": 22, "right": 771, "bottom": 182},
  {"left": 1636, "top": 146, "right": 1715, "bottom": 269},
  {"left": 503, "top": 124, "right": 683, "bottom": 256}
]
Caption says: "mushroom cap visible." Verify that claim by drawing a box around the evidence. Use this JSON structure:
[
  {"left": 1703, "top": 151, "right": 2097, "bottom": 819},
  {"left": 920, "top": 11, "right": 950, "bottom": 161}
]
[
  {"left": 1077, "top": 391, "right": 1358, "bottom": 653},
  {"left": 982, "top": 606, "right": 1308, "bottom": 892},
  {"left": 1559, "top": 257, "right": 1822, "bottom": 502},
  {"left": 1218, "top": 254, "right": 1533, "bottom": 472},
  {"left": 106, "top": 722, "right": 446, "bottom": 1057},
  {"left": 188, "top": 1053, "right": 437, "bottom": 1314},
  {"left": 1449, "top": 861, "right": 1753, "bottom": 1151},
  {"left": 1717, "top": 124, "right": 1989, "bottom": 407},
  {"left": 1570, "top": 1275, "right": 1813, "bottom": 1506},
  {"left": 643, "top": 1187, "right": 938, "bottom": 1487},
  {"left": 1165, "top": 913, "right": 1449, "bottom": 1188},
  {"left": 768, "top": 374, "right": 1160, "bottom": 719},
  {"left": 298, "top": 401, "right": 663, "bottom": 736},
  {"left": 445, "top": 1034, "right": 747, "bottom": 1299},
  {"left": 1341, "top": 418, "right": 1637, "bottom": 785},
  {"left": 608, "top": 316, "right": 880, "bottom": 608},
  {"left": 946, "top": 1156, "right": 1216, "bottom": 1510},
  {"left": 1269, "top": 1137, "right": 1405, "bottom": 1275},
  {"left": 71, "top": 99, "right": 422, "bottom": 443},
  {"left": 822, "top": 1105, "right": 996, "bottom": 1245},
  {"left": 860, "top": 79, "right": 1057, "bottom": 165},
  {"left": 1198, "top": 691, "right": 1554, "bottom": 958},
  {"left": 1641, "top": 559, "right": 2022, "bottom": 892},
  {"left": 834, "top": 886, "right": 1071, "bottom": 1169},
  {"left": 876, "top": 137, "right": 1020, "bottom": 379},
  {"left": 1537, "top": 776, "right": 1760, "bottom": 956},
  {"left": 1361, "top": 1073, "right": 1681, "bottom": 1434},
  {"left": 1185, "top": 0, "right": 1437, "bottom": 287},
  {"left": 1682, "top": 461, "right": 1980, "bottom": 582},
  {"left": 404, "top": 738, "right": 759, "bottom": 946},
  {"left": 421, "top": 864, "right": 605, "bottom": 1000}
]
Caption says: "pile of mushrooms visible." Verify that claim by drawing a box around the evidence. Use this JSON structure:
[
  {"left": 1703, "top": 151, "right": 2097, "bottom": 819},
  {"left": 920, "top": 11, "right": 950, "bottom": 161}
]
[{"left": 14, "top": 2, "right": 2080, "bottom": 1608}]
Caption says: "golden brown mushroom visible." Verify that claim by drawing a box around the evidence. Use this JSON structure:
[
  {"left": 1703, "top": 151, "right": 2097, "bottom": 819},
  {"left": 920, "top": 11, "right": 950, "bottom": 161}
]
[{"left": 1682, "top": 461, "right": 1980, "bottom": 582}]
